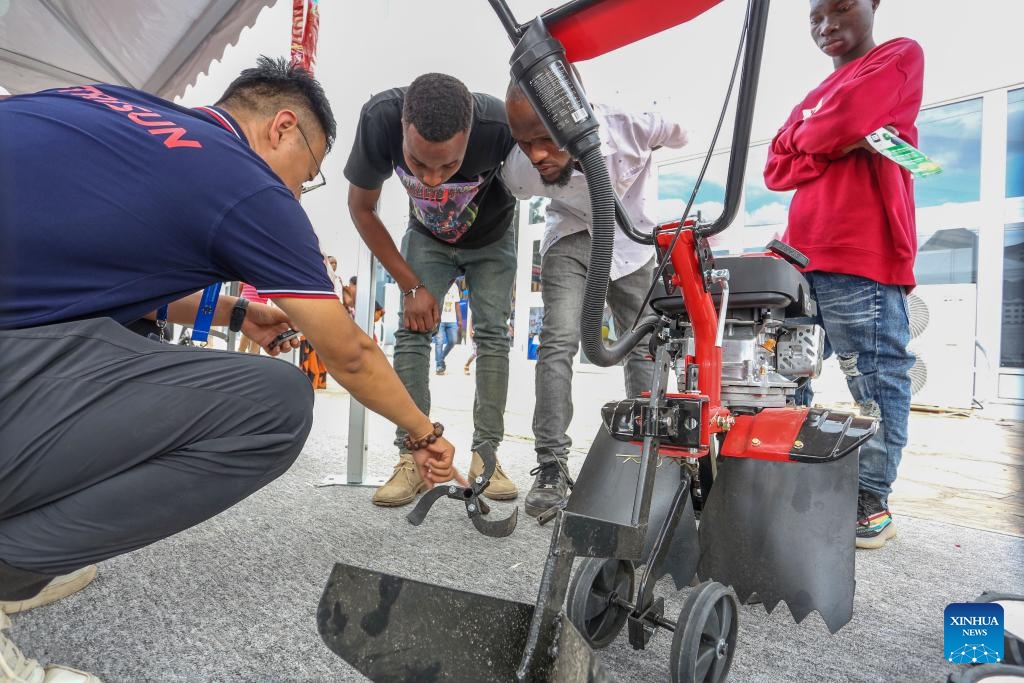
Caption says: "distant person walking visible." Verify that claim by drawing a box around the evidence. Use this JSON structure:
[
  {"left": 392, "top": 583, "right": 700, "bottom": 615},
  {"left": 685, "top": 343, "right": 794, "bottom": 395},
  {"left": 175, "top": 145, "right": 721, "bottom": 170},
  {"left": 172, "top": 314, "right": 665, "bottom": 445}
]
[{"left": 433, "top": 282, "right": 463, "bottom": 374}]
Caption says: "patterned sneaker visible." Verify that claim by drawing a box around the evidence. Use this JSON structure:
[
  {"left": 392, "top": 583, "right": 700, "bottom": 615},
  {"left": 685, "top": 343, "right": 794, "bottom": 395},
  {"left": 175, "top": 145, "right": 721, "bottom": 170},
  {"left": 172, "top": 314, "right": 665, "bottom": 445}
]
[{"left": 856, "top": 489, "right": 897, "bottom": 549}]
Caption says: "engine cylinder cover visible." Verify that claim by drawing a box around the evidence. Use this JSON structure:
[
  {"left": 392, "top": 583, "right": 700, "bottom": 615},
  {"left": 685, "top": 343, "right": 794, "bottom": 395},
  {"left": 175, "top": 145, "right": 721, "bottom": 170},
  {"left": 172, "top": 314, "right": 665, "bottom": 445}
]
[{"left": 694, "top": 321, "right": 824, "bottom": 409}]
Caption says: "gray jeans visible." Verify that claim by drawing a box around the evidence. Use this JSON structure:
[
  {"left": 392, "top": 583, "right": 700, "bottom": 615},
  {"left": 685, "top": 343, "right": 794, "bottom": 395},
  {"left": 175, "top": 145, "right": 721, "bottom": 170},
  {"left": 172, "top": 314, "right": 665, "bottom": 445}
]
[
  {"left": 0, "top": 317, "right": 313, "bottom": 593},
  {"left": 394, "top": 226, "right": 516, "bottom": 459},
  {"left": 533, "top": 230, "right": 655, "bottom": 464}
]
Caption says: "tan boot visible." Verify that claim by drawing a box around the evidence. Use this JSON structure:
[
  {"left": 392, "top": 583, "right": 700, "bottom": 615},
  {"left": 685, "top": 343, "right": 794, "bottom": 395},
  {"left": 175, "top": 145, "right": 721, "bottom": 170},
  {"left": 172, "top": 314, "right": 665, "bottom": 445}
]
[
  {"left": 1, "top": 566, "right": 97, "bottom": 615},
  {"left": 372, "top": 454, "right": 427, "bottom": 507},
  {"left": 469, "top": 452, "right": 518, "bottom": 501}
]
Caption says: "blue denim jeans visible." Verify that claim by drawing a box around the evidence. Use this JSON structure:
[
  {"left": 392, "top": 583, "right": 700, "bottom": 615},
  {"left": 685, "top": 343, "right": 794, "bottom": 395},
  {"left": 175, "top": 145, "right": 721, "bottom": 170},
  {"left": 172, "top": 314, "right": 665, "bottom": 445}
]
[
  {"left": 433, "top": 322, "right": 459, "bottom": 368},
  {"left": 394, "top": 226, "right": 516, "bottom": 458},
  {"left": 804, "top": 272, "right": 915, "bottom": 504},
  {"left": 533, "top": 230, "right": 655, "bottom": 465}
]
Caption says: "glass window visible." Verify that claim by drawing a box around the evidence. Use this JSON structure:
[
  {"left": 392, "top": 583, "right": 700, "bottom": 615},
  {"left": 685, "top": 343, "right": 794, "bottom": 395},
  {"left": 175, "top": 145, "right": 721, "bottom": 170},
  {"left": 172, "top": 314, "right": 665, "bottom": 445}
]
[
  {"left": 528, "top": 197, "right": 550, "bottom": 225},
  {"left": 744, "top": 143, "right": 793, "bottom": 229},
  {"left": 531, "top": 240, "right": 542, "bottom": 292},
  {"left": 1002, "top": 223, "right": 1024, "bottom": 368},
  {"left": 915, "top": 98, "right": 983, "bottom": 209},
  {"left": 656, "top": 152, "right": 729, "bottom": 224},
  {"left": 914, "top": 228, "right": 978, "bottom": 285},
  {"left": 1008, "top": 88, "right": 1024, "bottom": 199}
]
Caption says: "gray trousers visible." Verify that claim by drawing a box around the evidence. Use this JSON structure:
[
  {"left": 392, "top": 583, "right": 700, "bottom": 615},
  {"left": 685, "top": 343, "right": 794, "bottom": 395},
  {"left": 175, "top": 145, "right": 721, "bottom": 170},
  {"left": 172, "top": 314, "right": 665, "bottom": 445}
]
[
  {"left": 0, "top": 318, "right": 313, "bottom": 598},
  {"left": 393, "top": 225, "right": 517, "bottom": 459},
  {"left": 533, "top": 230, "right": 656, "bottom": 464}
]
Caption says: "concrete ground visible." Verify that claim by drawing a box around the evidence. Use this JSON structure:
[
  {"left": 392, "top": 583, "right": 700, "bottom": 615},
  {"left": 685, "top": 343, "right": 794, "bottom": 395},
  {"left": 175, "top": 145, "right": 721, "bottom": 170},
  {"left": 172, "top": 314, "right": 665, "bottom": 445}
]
[{"left": 9, "top": 345, "right": 1024, "bottom": 682}]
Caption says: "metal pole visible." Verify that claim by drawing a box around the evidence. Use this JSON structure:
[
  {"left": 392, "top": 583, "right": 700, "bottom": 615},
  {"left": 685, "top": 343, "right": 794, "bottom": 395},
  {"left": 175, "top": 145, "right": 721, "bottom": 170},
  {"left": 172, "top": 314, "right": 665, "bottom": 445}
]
[
  {"left": 345, "top": 240, "right": 380, "bottom": 485},
  {"left": 226, "top": 281, "right": 239, "bottom": 351}
]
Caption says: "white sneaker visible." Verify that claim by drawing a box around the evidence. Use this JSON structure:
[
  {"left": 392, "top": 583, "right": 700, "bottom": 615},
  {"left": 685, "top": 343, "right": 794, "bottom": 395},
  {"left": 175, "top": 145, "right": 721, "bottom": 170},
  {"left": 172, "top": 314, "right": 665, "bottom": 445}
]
[
  {"left": 0, "top": 612, "right": 101, "bottom": 683},
  {"left": 42, "top": 665, "right": 102, "bottom": 683},
  {"left": 1, "top": 567, "right": 97, "bottom": 615}
]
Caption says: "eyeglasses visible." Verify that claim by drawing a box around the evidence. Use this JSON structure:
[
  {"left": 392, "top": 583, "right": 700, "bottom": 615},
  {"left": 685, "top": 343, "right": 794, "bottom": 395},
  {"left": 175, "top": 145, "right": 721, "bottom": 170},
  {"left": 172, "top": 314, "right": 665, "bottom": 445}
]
[{"left": 296, "top": 124, "right": 327, "bottom": 195}]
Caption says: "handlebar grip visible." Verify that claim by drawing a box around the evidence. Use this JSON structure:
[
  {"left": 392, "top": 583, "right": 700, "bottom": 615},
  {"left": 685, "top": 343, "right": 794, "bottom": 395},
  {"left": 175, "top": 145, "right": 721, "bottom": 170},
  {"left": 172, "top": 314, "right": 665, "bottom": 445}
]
[{"left": 767, "top": 239, "right": 809, "bottom": 269}]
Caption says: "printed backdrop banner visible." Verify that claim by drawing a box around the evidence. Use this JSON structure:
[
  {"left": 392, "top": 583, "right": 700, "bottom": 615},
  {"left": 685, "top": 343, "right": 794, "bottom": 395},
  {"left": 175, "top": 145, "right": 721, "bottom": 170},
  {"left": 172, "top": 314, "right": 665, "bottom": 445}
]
[{"left": 290, "top": 0, "right": 320, "bottom": 76}]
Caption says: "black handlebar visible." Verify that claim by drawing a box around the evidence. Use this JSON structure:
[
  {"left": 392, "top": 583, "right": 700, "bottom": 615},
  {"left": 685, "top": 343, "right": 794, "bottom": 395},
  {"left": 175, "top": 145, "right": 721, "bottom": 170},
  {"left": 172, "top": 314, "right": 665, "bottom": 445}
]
[{"left": 698, "top": 0, "right": 769, "bottom": 238}]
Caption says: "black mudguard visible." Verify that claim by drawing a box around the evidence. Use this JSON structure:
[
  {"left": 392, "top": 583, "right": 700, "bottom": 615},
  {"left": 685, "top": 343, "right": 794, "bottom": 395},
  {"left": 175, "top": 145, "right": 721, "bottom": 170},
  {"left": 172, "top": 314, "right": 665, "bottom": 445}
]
[
  {"left": 697, "top": 451, "right": 859, "bottom": 634},
  {"left": 566, "top": 426, "right": 699, "bottom": 589}
]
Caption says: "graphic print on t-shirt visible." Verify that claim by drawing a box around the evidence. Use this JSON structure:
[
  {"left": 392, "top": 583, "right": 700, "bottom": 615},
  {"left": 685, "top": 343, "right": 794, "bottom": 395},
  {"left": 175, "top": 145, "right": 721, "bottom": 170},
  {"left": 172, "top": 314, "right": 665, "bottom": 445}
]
[{"left": 395, "top": 166, "right": 482, "bottom": 243}]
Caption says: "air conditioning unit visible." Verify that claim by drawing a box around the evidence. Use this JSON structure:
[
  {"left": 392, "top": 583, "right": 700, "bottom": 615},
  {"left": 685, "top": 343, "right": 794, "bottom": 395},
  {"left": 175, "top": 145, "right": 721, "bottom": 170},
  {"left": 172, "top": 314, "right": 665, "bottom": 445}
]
[{"left": 907, "top": 283, "right": 977, "bottom": 410}]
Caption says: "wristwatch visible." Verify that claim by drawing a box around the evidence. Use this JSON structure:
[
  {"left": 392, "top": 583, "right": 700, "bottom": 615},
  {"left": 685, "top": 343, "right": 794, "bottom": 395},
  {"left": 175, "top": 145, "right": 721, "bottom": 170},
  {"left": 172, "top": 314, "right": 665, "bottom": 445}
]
[{"left": 229, "top": 297, "right": 250, "bottom": 333}]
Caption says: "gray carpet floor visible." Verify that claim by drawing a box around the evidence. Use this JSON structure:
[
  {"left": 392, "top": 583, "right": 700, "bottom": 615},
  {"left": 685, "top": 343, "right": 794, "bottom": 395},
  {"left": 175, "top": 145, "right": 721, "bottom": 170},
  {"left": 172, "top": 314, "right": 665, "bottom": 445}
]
[{"left": 9, "top": 388, "right": 1024, "bottom": 683}]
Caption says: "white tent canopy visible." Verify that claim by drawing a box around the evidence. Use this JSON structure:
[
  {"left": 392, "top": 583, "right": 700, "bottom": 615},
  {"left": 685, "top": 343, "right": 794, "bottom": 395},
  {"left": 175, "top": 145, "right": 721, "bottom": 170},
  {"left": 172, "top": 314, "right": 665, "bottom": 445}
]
[{"left": 0, "top": 0, "right": 274, "bottom": 97}]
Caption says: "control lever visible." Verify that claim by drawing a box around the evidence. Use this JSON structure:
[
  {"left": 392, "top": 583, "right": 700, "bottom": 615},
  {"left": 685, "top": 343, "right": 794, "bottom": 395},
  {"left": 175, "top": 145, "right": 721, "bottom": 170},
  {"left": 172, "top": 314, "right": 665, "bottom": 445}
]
[{"left": 767, "top": 239, "right": 810, "bottom": 269}]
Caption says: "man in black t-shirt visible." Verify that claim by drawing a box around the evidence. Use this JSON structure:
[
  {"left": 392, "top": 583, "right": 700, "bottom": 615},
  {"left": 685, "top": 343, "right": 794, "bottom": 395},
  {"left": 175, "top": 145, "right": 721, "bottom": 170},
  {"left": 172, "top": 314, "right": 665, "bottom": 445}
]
[{"left": 345, "top": 73, "right": 519, "bottom": 507}]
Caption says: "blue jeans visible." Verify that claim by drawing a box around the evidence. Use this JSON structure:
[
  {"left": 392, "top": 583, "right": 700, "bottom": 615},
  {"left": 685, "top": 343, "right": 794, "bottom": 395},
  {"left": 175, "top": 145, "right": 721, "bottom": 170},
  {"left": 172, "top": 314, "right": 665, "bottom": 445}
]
[
  {"left": 804, "top": 272, "right": 914, "bottom": 504},
  {"left": 433, "top": 322, "right": 459, "bottom": 368},
  {"left": 394, "top": 226, "right": 516, "bottom": 458},
  {"left": 533, "top": 230, "right": 655, "bottom": 465}
]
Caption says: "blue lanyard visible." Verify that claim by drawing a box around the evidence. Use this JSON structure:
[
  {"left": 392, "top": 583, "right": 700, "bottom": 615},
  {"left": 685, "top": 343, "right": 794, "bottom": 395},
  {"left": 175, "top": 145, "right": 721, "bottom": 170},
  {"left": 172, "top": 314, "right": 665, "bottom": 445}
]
[
  {"left": 153, "top": 107, "right": 235, "bottom": 346},
  {"left": 154, "top": 283, "right": 222, "bottom": 344},
  {"left": 189, "top": 283, "right": 222, "bottom": 344}
]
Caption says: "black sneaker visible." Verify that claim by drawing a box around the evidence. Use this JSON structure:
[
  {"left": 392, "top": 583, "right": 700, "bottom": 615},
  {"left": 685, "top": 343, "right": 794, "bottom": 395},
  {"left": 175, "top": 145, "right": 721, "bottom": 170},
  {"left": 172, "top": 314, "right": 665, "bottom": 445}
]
[
  {"left": 524, "top": 461, "right": 573, "bottom": 518},
  {"left": 856, "top": 489, "right": 897, "bottom": 549}
]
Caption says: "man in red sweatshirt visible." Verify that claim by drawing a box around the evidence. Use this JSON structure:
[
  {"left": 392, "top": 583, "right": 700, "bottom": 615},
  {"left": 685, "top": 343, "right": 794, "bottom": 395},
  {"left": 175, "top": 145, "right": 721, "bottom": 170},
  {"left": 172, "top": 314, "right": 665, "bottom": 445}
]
[{"left": 764, "top": 0, "right": 923, "bottom": 549}]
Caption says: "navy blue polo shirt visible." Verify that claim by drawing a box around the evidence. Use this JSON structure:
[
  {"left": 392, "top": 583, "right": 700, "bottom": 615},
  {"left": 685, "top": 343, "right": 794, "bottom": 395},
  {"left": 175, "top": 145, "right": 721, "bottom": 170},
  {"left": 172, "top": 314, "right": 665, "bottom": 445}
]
[{"left": 0, "top": 84, "right": 336, "bottom": 330}]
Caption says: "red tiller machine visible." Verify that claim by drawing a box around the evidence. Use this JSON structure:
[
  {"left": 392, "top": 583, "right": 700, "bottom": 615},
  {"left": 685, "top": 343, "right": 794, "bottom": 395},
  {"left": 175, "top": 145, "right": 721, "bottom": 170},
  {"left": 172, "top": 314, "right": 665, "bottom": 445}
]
[{"left": 317, "top": 1, "right": 876, "bottom": 681}]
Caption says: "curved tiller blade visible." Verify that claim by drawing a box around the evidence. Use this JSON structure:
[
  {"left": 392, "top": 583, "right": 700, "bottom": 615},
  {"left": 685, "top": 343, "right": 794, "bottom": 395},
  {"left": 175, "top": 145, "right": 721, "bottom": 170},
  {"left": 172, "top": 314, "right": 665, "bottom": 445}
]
[
  {"left": 470, "top": 504, "right": 519, "bottom": 538},
  {"left": 405, "top": 482, "right": 516, "bottom": 537},
  {"left": 405, "top": 486, "right": 451, "bottom": 526},
  {"left": 473, "top": 449, "right": 497, "bottom": 490}
]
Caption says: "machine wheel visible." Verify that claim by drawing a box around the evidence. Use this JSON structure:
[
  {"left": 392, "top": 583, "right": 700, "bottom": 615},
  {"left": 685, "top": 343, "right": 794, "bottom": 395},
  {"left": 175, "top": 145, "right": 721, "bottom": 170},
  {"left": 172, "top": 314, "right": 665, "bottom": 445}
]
[
  {"left": 670, "top": 581, "right": 739, "bottom": 683},
  {"left": 946, "top": 664, "right": 1024, "bottom": 682},
  {"left": 973, "top": 592, "right": 1024, "bottom": 665},
  {"left": 566, "top": 557, "right": 635, "bottom": 648}
]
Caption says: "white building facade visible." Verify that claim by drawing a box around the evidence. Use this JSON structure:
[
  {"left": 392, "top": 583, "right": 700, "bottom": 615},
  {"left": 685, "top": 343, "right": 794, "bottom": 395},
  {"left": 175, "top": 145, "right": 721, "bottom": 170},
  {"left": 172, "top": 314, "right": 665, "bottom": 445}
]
[{"left": 511, "top": 83, "right": 1024, "bottom": 418}]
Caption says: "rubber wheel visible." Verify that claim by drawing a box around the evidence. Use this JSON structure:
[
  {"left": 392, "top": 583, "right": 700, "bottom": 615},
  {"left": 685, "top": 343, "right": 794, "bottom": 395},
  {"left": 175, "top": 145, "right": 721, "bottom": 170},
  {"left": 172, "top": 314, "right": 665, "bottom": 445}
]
[
  {"left": 670, "top": 581, "right": 739, "bottom": 683},
  {"left": 974, "top": 592, "right": 1024, "bottom": 666},
  {"left": 566, "top": 557, "right": 635, "bottom": 649},
  {"left": 946, "top": 664, "right": 1024, "bottom": 682}
]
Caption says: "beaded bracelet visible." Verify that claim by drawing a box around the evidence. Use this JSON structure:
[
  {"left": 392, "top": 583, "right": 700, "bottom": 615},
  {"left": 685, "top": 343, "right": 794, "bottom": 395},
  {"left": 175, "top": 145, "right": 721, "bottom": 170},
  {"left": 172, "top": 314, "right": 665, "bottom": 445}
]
[{"left": 402, "top": 422, "right": 444, "bottom": 452}]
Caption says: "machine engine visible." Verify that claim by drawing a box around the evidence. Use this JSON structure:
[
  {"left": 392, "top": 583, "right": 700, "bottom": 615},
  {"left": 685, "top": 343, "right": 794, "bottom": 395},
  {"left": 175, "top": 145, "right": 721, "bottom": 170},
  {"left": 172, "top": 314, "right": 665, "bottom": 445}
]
[
  {"left": 650, "top": 242, "right": 825, "bottom": 412},
  {"left": 714, "top": 317, "right": 823, "bottom": 409}
]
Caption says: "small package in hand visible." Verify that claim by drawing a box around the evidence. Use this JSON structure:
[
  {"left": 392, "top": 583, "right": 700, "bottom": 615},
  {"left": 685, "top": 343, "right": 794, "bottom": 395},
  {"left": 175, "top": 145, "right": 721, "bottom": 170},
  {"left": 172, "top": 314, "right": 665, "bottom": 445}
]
[{"left": 865, "top": 127, "right": 942, "bottom": 178}]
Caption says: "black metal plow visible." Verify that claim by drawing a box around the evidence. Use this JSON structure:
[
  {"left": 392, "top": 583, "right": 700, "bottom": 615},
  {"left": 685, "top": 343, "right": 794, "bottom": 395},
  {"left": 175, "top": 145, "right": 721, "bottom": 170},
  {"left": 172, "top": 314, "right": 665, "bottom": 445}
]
[{"left": 317, "top": 562, "right": 614, "bottom": 683}]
